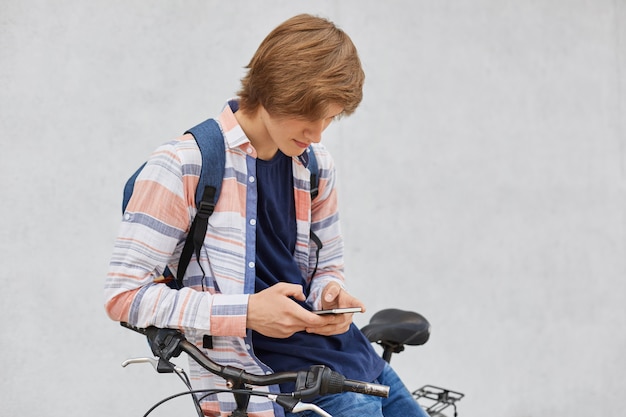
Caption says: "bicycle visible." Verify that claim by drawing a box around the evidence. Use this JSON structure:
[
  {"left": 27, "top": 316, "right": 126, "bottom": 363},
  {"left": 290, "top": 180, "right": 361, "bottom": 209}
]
[{"left": 120, "top": 308, "right": 463, "bottom": 417}]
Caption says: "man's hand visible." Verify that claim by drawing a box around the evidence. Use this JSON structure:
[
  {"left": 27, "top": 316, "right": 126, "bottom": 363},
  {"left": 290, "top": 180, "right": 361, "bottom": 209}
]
[
  {"left": 305, "top": 282, "right": 366, "bottom": 336},
  {"left": 320, "top": 281, "right": 366, "bottom": 311},
  {"left": 246, "top": 282, "right": 365, "bottom": 338},
  {"left": 247, "top": 283, "right": 325, "bottom": 338}
]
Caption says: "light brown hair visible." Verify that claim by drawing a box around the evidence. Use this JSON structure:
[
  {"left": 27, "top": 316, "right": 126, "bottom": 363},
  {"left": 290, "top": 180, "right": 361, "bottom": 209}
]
[{"left": 238, "top": 14, "right": 365, "bottom": 120}]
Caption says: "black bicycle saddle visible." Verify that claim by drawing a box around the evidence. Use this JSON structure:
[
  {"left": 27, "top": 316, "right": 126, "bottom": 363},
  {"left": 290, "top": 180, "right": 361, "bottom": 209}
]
[{"left": 360, "top": 308, "right": 431, "bottom": 347}]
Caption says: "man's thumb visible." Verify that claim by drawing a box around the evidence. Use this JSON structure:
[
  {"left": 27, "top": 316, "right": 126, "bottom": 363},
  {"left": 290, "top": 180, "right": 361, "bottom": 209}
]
[{"left": 324, "top": 285, "right": 340, "bottom": 302}]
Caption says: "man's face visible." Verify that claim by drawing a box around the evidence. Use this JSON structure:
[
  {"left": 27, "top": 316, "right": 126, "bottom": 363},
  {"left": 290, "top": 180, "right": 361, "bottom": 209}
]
[{"left": 260, "top": 103, "right": 344, "bottom": 157}]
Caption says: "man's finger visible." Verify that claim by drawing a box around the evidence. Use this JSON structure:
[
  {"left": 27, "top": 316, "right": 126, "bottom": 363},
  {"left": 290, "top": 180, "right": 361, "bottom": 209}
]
[{"left": 324, "top": 283, "right": 341, "bottom": 302}]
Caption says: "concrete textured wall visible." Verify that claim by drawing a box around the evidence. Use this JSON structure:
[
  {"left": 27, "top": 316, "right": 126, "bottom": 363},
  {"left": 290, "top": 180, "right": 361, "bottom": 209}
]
[{"left": 1, "top": 1, "right": 624, "bottom": 416}]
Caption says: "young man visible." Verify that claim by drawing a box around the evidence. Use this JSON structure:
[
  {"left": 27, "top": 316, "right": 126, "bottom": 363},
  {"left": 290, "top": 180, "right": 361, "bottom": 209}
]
[{"left": 105, "top": 14, "right": 427, "bottom": 417}]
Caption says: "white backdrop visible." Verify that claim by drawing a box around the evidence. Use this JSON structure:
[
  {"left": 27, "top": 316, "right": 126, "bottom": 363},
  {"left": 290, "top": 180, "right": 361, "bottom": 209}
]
[{"left": 1, "top": 1, "right": 624, "bottom": 416}]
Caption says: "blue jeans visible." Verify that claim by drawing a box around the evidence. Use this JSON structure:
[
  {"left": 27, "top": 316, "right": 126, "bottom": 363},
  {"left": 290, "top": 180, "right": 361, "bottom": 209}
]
[{"left": 285, "top": 363, "right": 429, "bottom": 417}]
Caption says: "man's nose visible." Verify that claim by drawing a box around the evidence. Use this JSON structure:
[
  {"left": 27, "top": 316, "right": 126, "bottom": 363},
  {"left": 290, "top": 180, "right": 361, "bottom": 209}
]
[{"left": 304, "top": 121, "right": 325, "bottom": 143}]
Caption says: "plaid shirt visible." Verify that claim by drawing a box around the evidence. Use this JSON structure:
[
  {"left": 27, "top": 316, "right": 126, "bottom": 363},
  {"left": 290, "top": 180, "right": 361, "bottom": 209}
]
[{"left": 105, "top": 101, "right": 345, "bottom": 416}]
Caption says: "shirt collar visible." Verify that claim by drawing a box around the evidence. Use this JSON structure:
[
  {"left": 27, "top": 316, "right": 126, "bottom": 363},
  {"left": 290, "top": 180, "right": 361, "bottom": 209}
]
[{"left": 218, "top": 99, "right": 250, "bottom": 150}]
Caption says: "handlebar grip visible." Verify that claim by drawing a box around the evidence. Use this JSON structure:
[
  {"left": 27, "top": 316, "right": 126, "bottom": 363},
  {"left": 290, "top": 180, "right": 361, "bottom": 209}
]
[
  {"left": 311, "top": 366, "right": 390, "bottom": 398},
  {"left": 342, "top": 379, "right": 390, "bottom": 398}
]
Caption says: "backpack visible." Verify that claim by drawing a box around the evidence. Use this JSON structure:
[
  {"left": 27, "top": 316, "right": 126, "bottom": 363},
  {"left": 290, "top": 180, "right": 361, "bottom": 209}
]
[{"left": 122, "top": 118, "right": 321, "bottom": 289}]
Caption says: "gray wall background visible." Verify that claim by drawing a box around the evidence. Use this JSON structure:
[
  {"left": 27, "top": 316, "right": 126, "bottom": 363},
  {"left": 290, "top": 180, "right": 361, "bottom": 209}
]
[{"left": 1, "top": 1, "right": 624, "bottom": 416}]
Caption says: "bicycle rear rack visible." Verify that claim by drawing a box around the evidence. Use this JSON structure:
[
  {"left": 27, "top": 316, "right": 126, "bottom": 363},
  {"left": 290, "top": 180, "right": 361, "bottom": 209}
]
[{"left": 413, "top": 385, "right": 464, "bottom": 417}]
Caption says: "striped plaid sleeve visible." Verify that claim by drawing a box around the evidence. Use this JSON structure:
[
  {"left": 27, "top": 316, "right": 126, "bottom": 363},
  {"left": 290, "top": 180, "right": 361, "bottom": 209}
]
[{"left": 104, "top": 137, "right": 248, "bottom": 336}]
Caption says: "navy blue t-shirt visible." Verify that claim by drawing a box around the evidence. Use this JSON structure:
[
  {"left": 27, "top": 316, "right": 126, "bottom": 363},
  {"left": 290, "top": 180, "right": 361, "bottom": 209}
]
[{"left": 252, "top": 151, "right": 385, "bottom": 391}]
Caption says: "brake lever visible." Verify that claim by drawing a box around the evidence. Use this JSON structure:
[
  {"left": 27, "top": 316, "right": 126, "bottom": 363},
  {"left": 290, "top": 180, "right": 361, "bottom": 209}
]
[
  {"left": 121, "top": 356, "right": 184, "bottom": 374},
  {"left": 291, "top": 402, "right": 333, "bottom": 417},
  {"left": 268, "top": 394, "right": 333, "bottom": 417}
]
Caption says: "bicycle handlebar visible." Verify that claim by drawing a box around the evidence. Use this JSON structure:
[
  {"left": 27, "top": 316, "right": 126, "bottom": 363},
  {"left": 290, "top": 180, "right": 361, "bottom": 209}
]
[{"left": 121, "top": 322, "right": 389, "bottom": 401}]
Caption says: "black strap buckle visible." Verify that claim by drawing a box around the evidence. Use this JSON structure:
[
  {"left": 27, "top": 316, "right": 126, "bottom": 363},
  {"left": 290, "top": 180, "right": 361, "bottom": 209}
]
[{"left": 196, "top": 200, "right": 215, "bottom": 218}]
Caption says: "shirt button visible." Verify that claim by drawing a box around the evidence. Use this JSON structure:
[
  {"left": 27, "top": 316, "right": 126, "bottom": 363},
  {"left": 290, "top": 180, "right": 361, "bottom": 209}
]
[
  {"left": 248, "top": 261, "right": 255, "bottom": 269},
  {"left": 250, "top": 219, "right": 256, "bottom": 226},
  {"left": 245, "top": 344, "right": 251, "bottom": 350},
  {"left": 124, "top": 213, "right": 131, "bottom": 220},
  {"left": 246, "top": 147, "right": 253, "bottom": 154},
  {"left": 248, "top": 176, "right": 255, "bottom": 183}
]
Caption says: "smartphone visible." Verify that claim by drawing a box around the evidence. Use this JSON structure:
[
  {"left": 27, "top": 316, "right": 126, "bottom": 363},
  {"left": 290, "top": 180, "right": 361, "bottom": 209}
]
[{"left": 313, "top": 307, "right": 363, "bottom": 315}]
